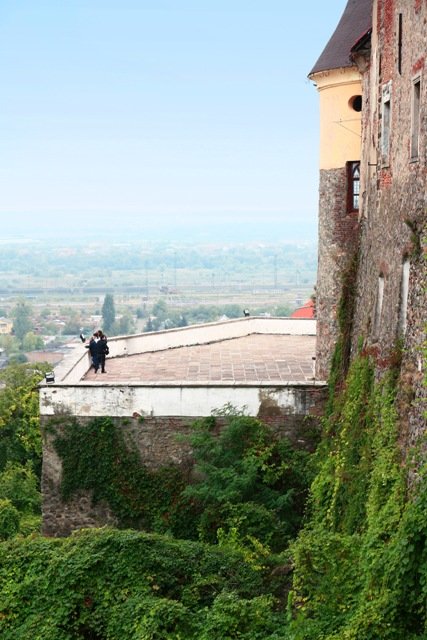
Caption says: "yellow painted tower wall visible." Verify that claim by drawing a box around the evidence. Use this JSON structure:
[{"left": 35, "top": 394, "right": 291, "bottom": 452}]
[{"left": 312, "top": 67, "right": 363, "bottom": 170}]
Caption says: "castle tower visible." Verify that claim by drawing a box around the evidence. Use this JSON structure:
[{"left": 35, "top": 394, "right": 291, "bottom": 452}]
[{"left": 309, "top": 0, "right": 372, "bottom": 379}]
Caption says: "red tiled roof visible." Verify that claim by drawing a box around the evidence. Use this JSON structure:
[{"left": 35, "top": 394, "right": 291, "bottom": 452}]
[{"left": 290, "top": 300, "right": 315, "bottom": 319}]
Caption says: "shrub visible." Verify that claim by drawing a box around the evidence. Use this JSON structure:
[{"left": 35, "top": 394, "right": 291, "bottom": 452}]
[{"left": 0, "top": 499, "right": 20, "bottom": 540}]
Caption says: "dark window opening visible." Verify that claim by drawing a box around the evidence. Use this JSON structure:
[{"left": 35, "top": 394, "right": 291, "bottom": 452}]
[
  {"left": 349, "top": 95, "right": 362, "bottom": 112},
  {"left": 381, "top": 82, "right": 392, "bottom": 165},
  {"left": 347, "top": 161, "right": 360, "bottom": 212},
  {"left": 411, "top": 78, "right": 421, "bottom": 160},
  {"left": 398, "top": 13, "right": 403, "bottom": 74}
]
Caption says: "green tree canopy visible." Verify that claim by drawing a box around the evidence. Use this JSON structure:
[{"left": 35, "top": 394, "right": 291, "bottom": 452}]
[
  {"left": 152, "top": 299, "right": 167, "bottom": 320},
  {"left": 183, "top": 414, "right": 314, "bottom": 550},
  {"left": 0, "top": 363, "right": 49, "bottom": 476},
  {"left": 21, "top": 332, "right": 44, "bottom": 352},
  {"left": 11, "top": 300, "right": 32, "bottom": 341},
  {"left": 102, "top": 293, "right": 115, "bottom": 332}
]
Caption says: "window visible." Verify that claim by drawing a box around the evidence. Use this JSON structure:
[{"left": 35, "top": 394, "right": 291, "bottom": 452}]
[
  {"left": 397, "top": 13, "right": 403, "bottom": 75},
  {"left": 399, "top": 258, "right": 410, "bottom": 334},
  {"left": 381, "top": 82, "right": 392, "bottom": 165},
  {"left": 373, "top": 274, "right": 385, "bottom": 338},
  {"left": 347, "top": 161, "right": 360, "bottom": 212},
  {"left": 411, "top": 77, "right": 421, "bottom": 160}
]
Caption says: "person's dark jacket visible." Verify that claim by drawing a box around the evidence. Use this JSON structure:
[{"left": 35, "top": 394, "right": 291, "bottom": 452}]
[{"left": 97, "top": 337, "right": 108, "bottom": 356}]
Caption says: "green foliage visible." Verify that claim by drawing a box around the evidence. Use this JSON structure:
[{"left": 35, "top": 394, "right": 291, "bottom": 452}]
[
  {"left": 0, "top": 499, "right": 20, "bottom": 540},
  {"left": 111, "top": 310, "right": 134, "bottom": 336},
  {"left": 53, "top": 417, "right": 197, "bottom": 535},
  {"left": 309, "top": 356, "right": 375, "bottom": 533},
  {"left": 0, "top": 363, "right": 46, "bottom": 537},
  {"left": 289, "top": 355, "right": 427, "bottom": 639},
  {"left": 184, "top": 415, "right": 313, "bottom": 550},
  {"left": 11, "top": 299, "right": 32, "bottom": 341},
  {"left": 152, "top": 299, "right": 168, "bottom": 320},
  {"left": 0, "top": 462, "right": 41, "bottom": 514},
  {"left": 21, "top": 331, "right": 44, "bottom": 351},
  {"left": 7, "top": 353, "right": 28, "bottom": 364},
  {"left": 327, "top": 251, "right": 359, "bottom": 414},
  {"left": 289, "top": 529, "right": 362, "bottom": 638},
  {"left": 0, "top": 528, "right": 284, "bottom": 640},
  {"left": 200, "top": 590, "right": 286, "bottom": 640},
  {"left": 102, "top": 293, "right": 115, "bottom": 333},
  {"left": 0, "top": 363, "right": 49, "bottom": 477},
  {"left": 0, "top": 335, "right": 20, "bottom": 356},
  {"left": 52, "top": 414, "right": 313, "bottom": 553},
  {"left": 274, "top": 304, "right": 293, "bottom": 317}
]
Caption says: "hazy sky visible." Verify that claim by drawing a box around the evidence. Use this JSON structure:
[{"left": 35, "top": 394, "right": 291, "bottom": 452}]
[{"left": 0, "top": 1, "right": 347, "bottom": 242}]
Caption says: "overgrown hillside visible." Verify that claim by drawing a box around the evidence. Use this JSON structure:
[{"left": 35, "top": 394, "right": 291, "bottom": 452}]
[
  {"left": 0, "top": 354, "right": 426, "bottom": 639},
  {"left": 288, "top": 352, "right": 427, "bottom": 639},
  {"left": 0, "top": 528, "right": 289, "bottom": 640}
]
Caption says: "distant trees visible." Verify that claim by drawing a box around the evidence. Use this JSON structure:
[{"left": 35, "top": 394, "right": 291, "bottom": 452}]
[
  {"left": 21, "top": 332, "right": 44, "bottom": 352},
  {"left": 152, "top": 299, "right": 167, "bottom": 320},
  {"left": 144, "top": 317, "right": 154, "bottom": 332},
  {"left": 274, "top": 304, "right": 292, "bottom": 317},
  {"left": 144, "top": 300, "right": 256, "bottom": 333},
  {"left": 9, "top": 301, "right": 43, "bottom": 354},
  {"left": 11, "top": 300, "right": 32, "bottom": 341},
  {"left": 102, "top": 294, "right": 115, "bottom": 333},
  {"left": 0, "top": 335, "right": 20, "bottom": 356},
  {"left": 115, "top": 310, "right": 134, "bottom": 336},
  {"left": 60, "top": 307, "right": 81, "bottom": 336}
]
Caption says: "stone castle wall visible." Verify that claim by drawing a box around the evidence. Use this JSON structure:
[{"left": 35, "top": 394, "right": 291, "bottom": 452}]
[
  {"left": 315, "top": 0, "right": 426, "bottom": 441},
  {"left": 349, "top": 0, "right": 426, "bottom": 442},
  {"left": 316, "top": 168, "right": 360, "bottom": 378}
]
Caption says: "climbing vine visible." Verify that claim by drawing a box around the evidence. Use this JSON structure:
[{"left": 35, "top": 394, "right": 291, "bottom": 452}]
[
  {"left": 327, "top": 250, "right": 359, "bottom": 414},
  {"left": 53, "top": 417, "right": 197, "bottom": 535},
  {"left": 52, "top": 414, "right": 314, "bottom": 551},
  {"left": 288, "top": 352, "right": 427, "bottom": 639}
]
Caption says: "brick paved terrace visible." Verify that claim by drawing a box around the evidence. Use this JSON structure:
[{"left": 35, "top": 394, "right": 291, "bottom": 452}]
[{"left": 84, "top": 334, "right": 317, "bottom": 384}]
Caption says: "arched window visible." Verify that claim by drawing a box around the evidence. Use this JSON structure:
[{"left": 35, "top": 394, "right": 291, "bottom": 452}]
[{"left": 347, "top": 161, "right": 360, "bottom": 212}]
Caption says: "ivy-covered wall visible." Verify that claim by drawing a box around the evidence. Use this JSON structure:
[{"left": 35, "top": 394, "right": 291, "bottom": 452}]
[
  {"left": 41, "top": 411, "right": 322, "bottom": 537},
  {"left": 287, "top": 348, "right": 427, "bottom": 639}
]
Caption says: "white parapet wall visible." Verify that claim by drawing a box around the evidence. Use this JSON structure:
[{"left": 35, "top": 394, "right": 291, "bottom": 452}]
[
  {"left": 50, "top": 317, "right": 316, "bottom": 385},
  {"left": 39, "top": 380, "right": 325, "bottom": 419}
]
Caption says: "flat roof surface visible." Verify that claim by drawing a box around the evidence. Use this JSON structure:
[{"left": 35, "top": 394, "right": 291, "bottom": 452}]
[{"left": 84, "top": 334, "right": 317, "bottom": 384}]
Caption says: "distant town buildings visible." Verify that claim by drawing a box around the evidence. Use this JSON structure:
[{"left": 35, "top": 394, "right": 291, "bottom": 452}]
[{"left": 0, "top": 318, "right": 13, "bottom": 335}]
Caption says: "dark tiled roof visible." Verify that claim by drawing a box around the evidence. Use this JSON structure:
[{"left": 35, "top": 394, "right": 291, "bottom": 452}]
[{"left": 309, "top": 0, "right": 373, "bottom": 76}]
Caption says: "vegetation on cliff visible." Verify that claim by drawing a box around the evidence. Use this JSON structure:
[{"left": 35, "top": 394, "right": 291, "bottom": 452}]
[
  {"left": 288, "top": 352, "right": 427, "bottom": 639},
  {"left": 0, "top": 343, "right": 426, "bottom": 638},
  {"left": 0, "top": 528, "right": 288, "bottom": 640},
  {"left": 0, "top": 363, "right": 49, "bottom": 539}
]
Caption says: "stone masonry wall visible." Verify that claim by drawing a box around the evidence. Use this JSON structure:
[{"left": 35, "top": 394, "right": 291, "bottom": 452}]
[
  {"left": 41, "top": 386, "right": 327, "bottom": 536},
  {"left": 351, "top": 0, "right": 426, "bottom": 446},
  {"left": 316, "top": 167, "right": 360, "bottom": 378}
]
